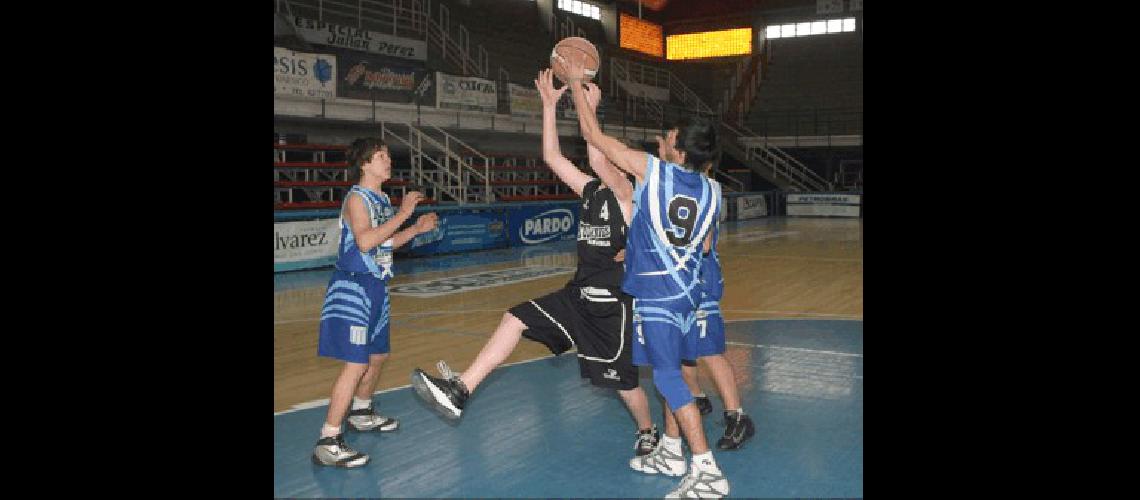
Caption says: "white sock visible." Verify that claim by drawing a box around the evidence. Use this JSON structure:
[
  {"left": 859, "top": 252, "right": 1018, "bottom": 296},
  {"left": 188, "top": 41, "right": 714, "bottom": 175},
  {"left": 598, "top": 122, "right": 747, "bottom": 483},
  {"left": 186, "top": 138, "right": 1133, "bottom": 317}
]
[
  {"left": 352, "top": 397, "right": 372, "bottom": 410},
  {"left": 661, "top": 434, "right": 683, "bottom": 454},
  {"left": 692, "top": 451, "right": 720, "bottom": 472},
  {"left": 695, "top": 393, "right": 707, "bottom": 398},
  {"left": 320, "top": 423, "right": 341, "bottom": 438},
  {"left": 726, "top": 408, "right": 743, "bottom": 416}
]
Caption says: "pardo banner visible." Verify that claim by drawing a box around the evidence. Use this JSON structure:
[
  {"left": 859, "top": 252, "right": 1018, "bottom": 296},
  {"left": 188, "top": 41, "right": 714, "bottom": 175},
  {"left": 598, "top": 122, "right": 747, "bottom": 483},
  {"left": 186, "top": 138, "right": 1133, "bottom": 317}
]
[{"left": 508, "top": 205, "right": 578, "bottom": 246}]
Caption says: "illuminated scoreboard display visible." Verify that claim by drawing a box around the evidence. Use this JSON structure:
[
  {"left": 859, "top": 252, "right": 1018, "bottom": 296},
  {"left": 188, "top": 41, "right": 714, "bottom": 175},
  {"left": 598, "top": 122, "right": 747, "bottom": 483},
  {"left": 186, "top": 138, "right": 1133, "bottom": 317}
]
[
  {"left": 619, "top": 13, "right": 664, "bottom": 57},
  {"left": 666, "top": 27, "right": 752, "bottom": 60}
]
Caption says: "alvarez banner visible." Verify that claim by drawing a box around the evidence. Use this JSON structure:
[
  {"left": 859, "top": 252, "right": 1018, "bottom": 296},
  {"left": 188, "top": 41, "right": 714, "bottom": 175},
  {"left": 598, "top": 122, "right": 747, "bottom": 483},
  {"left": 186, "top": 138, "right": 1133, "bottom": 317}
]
[
  {"left": 436, "top": 72, "right": 498, "bottom": 113},
  {"left": 289, "top": 15, "right": 427, "bottom": 61},
  {"left": 275, "top": 47, "right": 337, "bottom": 100},
  {"left": 274, "top": 218, "right": 342, "bottom": 271}
]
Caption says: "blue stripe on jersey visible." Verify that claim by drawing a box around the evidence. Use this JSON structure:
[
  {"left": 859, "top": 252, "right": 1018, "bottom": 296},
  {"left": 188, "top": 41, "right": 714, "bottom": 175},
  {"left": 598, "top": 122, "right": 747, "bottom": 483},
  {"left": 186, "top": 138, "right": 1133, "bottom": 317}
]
[
  {"left": 326, "top": 281, "right": 373, "bottom": 310},
  {"left": 322, "top": 304, "right": 371, "bottom": 324},
  {"left": 319, "top": 313, "right": 369, "bottom": 326},
  {"left": 334, "top": 186, "right": 395, "bottom": 279},
  {"left": 623, "top": 154, "right": 720, "bottom": 307},
  {"left": 325, "top": 292, "right": 370, "bottom": 310}
]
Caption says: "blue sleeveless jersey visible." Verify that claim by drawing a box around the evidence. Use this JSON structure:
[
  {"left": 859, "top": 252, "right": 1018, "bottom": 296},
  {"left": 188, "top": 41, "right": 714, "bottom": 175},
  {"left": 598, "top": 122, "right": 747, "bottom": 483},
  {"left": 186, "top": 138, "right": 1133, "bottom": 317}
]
[
  {"left": 622, "top": 154, "right": 720, "bottom": 307},
  {"left": 334, "top": 186, "right": 396, "bottom": 280},
  {"left": 699, "top": 179, "right": 724, "bottom": 302}
]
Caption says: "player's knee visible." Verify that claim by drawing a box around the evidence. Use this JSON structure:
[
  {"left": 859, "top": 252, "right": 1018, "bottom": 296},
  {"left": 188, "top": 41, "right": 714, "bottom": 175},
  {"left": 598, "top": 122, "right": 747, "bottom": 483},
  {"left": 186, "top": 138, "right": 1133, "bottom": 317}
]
[
  {"left": 652, "top": 368, "right": 693, "bottom": 411},
  {"left": 501, "top": 312, "right": 524, "bottom": 330}
]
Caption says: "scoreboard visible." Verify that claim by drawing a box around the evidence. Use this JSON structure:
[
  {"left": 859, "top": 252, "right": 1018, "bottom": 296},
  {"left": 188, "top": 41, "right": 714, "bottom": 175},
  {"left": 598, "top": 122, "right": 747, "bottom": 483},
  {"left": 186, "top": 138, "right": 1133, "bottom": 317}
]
[{"left": 666, "top": 27, "right": 752, "bottom": 60}]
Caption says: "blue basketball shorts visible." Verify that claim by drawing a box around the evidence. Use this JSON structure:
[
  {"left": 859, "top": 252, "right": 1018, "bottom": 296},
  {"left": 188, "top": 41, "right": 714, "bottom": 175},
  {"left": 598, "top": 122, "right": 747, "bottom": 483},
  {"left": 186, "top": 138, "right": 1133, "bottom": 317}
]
[{"left": 317, "top": 269, "right": 391, "bottom": 364}]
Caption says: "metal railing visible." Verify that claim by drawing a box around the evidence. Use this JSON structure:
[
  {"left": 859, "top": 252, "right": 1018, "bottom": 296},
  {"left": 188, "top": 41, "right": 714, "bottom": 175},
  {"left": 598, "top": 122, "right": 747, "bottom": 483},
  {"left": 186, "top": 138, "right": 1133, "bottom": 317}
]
[{"left": 746, "top": 108, "right": 863, "bottom": 137}]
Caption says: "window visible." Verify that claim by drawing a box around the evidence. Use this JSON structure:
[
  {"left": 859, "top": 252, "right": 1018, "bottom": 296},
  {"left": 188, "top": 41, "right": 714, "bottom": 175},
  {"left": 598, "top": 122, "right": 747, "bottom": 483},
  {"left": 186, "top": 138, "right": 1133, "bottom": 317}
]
[{"left": 766, "top": 17, "right": 857, "bottom": 39}]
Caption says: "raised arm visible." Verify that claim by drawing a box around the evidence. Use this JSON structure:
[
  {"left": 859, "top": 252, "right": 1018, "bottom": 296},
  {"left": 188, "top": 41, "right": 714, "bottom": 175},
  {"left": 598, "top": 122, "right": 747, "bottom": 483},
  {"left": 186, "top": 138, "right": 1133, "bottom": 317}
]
[
  {"left": 535, "top": 68, "right": 591, "bottom": 196},
  {"left": 563, "top": 62, "right": 647, "bottom": 182},
  {"left": 581, "top": 83, "right": 633, "bottom": 223}
]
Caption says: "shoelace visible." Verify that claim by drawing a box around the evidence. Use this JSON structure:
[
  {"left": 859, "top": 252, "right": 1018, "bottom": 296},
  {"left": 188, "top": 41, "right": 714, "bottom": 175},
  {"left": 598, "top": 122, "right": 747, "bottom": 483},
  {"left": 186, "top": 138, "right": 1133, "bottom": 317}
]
[
  {"left": 437, "top": 360, "right": 456, "bottom": 380},
  {"left": 635, "top": 431, "right": 657, "bottom": 450}
]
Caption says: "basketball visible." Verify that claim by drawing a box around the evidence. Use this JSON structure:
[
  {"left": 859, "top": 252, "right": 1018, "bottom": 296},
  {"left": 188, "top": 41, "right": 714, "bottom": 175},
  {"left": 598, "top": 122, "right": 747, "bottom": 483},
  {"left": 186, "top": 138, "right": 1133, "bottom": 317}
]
[{"left": 550, "top": 37, "right": 599, "bottom": 83}]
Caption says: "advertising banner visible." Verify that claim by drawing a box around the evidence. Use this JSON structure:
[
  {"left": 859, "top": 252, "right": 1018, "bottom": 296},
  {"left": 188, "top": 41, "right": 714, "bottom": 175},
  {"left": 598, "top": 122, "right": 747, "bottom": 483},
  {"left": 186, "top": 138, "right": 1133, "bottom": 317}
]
[
  {"left": 289, "top": 15, "right": 427, "bottom": 61},
  {"left": 509, "top": 83, "right": 543, "bottom": 118},
  {"left": 402, "top": 211, "right": 508, "bottom": 256},
  {"left": 507, "top": 205, "right": 579, "bottom": 246},
  {"left": 274, "top": 47, "right": 337, "bottom": 100},
  {"left": 436, "top": 72, "right": 498, "bottom": 113},
  {"left": 274, "top": 218, "right": 341, "bottom": 270},
  {"left": 736, "top": 194, "right": 768, "bottom": 219}
]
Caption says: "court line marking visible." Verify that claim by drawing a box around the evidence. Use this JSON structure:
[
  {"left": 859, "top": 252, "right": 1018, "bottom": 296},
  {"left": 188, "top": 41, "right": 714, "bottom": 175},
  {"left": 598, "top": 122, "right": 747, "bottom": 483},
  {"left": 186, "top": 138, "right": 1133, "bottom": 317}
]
[
  {"left": 722, "top": 310, "right": 862, "bottom": 320},
  {"left": 715, "top": 254, "right": 862, "bottom": 262},
  {"left": 274, "top": 309, "right": 509, "bottom": 325},
  {"left": 276, "top": 310, "right": 861, "bottom": 325},
  {"left": 724, "top": 341, "right": 862, "bottom": 358},
  {"left": 274, "top": 354, "right": 556, "bottom": 416},
  {"left": 274, "top": 316, "right": 863, "bottom": 415}
]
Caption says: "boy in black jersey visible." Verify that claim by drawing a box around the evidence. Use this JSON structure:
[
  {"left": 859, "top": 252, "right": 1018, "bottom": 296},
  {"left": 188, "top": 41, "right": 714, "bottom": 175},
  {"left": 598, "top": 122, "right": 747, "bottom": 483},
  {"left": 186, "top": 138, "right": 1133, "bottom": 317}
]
[{"left": 411, "top": 69, "right": 659, "bottom": 458}]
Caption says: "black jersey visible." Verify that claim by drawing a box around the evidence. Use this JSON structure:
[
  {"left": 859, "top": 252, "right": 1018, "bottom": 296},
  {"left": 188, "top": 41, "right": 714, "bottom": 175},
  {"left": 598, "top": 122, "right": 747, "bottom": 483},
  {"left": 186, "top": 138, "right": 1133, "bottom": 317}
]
[{"left": 568, "top": 179, "right": 628, "bottom": 290}]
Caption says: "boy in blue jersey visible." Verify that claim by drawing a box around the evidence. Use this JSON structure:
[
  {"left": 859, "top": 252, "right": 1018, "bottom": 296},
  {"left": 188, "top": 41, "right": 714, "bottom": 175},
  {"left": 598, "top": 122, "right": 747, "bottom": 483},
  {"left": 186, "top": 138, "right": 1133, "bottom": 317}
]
[
  {"left": 564, "top": 59, "right": 730, "bottom": 498},
  {"left": 680, "top": 160, "right": 756, "bottom": 451},
  {"left": 311, "top": 137, "right": 439, "bottom": 468}
]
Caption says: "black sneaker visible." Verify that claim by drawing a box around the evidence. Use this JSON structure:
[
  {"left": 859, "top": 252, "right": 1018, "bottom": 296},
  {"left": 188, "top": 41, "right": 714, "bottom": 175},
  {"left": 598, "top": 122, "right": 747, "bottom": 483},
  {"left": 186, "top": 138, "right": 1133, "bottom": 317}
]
[
  {"left": 634, "top": 425, "right": 660, "bottom": 456},
  {"left": 411, "top": 361, "right": 469, "bottom": 420},
  {"left": 716, "top": 411, "right": 755, "bottom": 450},
  {"left": 311, "top": 433, "right": 369, "bottom": 468},
  {"left": 694, "top": 395, "right": 713, "bottom": 416},
  {"left": 346, "top": 404, "right": 399, "bottom": 432}
]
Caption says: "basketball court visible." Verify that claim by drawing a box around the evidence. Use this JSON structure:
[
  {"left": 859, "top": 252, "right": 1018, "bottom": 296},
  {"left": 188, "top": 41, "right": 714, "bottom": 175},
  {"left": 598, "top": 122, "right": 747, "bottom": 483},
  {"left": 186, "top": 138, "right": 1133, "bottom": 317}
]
[{"left": 274, "top": 217, "right": 862, "bottom": 497}]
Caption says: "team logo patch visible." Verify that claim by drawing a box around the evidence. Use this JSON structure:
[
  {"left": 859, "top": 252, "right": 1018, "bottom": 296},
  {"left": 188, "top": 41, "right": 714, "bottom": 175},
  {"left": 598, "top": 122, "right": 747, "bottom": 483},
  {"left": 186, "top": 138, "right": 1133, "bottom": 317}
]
[{"left": 349, "top": 325, "right": 368, "bottom": 345}]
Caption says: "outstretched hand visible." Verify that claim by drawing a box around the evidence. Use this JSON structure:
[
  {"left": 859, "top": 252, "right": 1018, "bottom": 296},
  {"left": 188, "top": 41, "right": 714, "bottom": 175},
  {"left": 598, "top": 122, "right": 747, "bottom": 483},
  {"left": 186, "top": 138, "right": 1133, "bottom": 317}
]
[
  {"left": 534, "top": 68, "right": 567, "bottom": 108},
  {"left": 583, "top": 82, "right": 602, "bottom": 111}
]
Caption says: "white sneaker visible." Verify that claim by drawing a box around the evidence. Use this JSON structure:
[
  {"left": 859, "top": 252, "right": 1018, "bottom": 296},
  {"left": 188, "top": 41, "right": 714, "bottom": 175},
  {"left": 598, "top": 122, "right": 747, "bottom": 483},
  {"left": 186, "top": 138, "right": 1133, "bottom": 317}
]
[
  {"left": 346, "top": 404, "right": 399, "bottom": 432},
  {"left": 630, "top": 439, "right": 686, "bottom": 476},
  {"left": 665, "top": 464, "right": 730, "bottom": 498},
  {"left": 311, "top": 433, "right": 369, "bottom": 468}
]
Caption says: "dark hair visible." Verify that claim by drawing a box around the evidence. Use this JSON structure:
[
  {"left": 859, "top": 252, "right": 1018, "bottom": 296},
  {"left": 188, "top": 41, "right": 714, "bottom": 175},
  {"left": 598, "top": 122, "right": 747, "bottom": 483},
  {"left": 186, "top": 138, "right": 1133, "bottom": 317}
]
[
  {"left": 670, "top": 116, "right": 718, "bottom": 171},
  {"left": 346, "top": 137, "right": 386, "bottom": 183}
]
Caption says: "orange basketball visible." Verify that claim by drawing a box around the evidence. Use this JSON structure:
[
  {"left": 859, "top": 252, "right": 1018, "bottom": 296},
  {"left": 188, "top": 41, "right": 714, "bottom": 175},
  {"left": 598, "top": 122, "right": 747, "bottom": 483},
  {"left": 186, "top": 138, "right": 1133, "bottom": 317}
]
[{"left": 550, "top": 37, "right": 600, "bottom": 83}]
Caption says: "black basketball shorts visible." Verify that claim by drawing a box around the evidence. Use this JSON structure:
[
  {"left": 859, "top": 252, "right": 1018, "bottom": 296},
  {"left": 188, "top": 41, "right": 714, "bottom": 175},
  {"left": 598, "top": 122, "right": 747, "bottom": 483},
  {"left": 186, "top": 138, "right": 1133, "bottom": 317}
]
[{"left": 508, "top": 285, "right": 638, "bottom": 390}]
